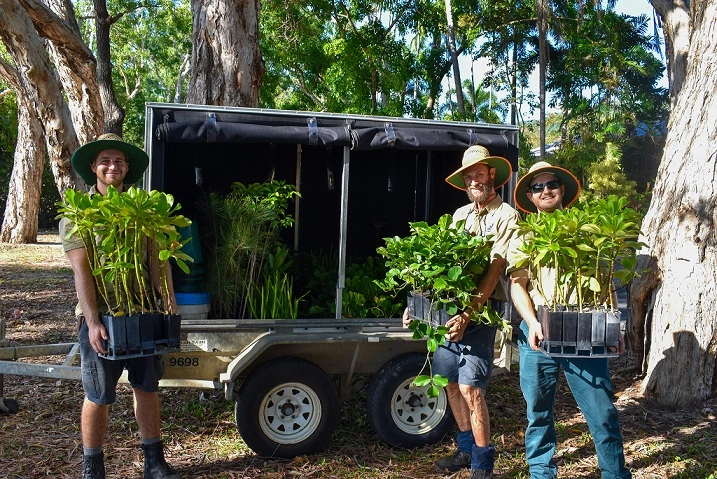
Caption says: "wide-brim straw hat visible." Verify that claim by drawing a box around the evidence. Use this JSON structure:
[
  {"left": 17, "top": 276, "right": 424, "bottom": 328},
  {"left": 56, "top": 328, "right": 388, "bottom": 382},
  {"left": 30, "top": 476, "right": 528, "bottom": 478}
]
[
  {"left": 514, "top": 161, "right": 581, "bottom": 213},
  {"left": 71, "top": 133, "right": 149, "bottom": 186},
  {"left": 445, "top": 145, "right": 512, "bottom": 190}
]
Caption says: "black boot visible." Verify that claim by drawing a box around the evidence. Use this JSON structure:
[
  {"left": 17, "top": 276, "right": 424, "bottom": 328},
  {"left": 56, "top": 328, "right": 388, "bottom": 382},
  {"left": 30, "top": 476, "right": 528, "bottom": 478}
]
[
  {"left": 142, "top": 442, "right": 180, "bottom": 479},
  {"left": 469, "top": 468, "right": 494, "bottom": 479},
  {"left": 435, "top": 450, "right": 472, "bottom": 472},
  {"left": 0, "top": 397, "right": 20, "bottom": 414},
  {"left": 82, "top": 452, "right": 106, "bottom": 479}
]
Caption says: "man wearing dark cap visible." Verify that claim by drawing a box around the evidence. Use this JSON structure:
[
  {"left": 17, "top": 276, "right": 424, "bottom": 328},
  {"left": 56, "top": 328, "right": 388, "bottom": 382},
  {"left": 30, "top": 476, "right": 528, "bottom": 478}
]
[
  {"left": 60, "top": 134, "right": 180, "bottom": 479},
  {"left": 408, "top": 145, "right": 519, "bottom": 479},
  {"left": 508, "top": 161, "right": 631, "bottom": 479}
]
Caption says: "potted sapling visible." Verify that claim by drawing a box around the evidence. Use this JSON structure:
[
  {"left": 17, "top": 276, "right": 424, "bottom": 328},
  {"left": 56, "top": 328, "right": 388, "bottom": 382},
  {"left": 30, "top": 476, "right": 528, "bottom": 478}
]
[
  {"left": 57, "top": 186, "right": 193, "bottom": 358},
  {"left": 376, "top": 213, "right": 509, "bottom": 397},
  {"left": 512, "top": 195, "right": 644, "bottom": 357}
]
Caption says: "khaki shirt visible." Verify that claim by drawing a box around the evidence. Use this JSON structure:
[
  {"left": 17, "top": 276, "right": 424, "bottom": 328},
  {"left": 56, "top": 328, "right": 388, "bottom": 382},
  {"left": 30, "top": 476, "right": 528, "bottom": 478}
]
[{"left": 452, "top": 195, "right": 520, "bottom": 300}]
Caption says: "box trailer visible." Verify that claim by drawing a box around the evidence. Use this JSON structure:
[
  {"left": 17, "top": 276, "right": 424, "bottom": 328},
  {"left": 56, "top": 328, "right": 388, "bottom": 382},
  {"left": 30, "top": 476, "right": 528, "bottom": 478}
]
[{"left": 0, "top": 103, "right": 520, "bottom": 459}]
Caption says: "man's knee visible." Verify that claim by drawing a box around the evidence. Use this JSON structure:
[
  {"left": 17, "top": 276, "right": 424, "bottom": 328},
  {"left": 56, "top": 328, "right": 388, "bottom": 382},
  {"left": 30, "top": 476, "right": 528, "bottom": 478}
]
[{"left": 459, "top": 383, "right": 487, "bottom": 407}]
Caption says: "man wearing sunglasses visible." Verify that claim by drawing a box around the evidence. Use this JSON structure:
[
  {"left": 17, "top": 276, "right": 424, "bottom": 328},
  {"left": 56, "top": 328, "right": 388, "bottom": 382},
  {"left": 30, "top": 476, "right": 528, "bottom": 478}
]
[{"left": 506, "top": 161, "right": 631, "bottom": 479}]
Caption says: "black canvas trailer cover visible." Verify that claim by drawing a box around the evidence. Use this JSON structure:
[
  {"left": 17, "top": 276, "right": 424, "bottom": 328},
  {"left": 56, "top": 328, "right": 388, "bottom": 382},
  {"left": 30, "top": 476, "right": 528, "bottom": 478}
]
[{"left": 149, "top": 105, "right": 519, "bottom": 157}]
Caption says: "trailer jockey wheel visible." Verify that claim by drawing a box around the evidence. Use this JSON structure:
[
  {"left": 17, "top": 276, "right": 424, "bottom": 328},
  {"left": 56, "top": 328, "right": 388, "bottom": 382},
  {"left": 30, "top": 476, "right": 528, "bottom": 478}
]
[
  {"left": 235, "top": 357, "right": 339, "bottom": 458},
  {"left": 0, "top": 397, "right": 20, "bottom": 414},
  {"left": 366, "top": 353, "right": 454, "bottom": 448}
]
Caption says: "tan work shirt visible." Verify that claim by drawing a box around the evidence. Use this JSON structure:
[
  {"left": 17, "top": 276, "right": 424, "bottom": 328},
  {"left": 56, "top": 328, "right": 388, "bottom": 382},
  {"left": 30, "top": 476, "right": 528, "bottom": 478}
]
[{"left": 452, "top": 195, "right": 520, "bottom": 301}]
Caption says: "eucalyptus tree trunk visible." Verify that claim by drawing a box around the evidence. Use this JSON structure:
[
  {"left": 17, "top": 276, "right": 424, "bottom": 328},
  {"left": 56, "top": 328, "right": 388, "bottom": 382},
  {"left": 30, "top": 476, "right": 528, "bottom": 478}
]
[
  {"left": 0, "top": 94, "right": 44, "bottom": 243},
  {"left": 92, "top": 0, "right": 124, "bottom": 133},
  {"left": 510, "top": 33, "right": 518, "bottom": 126},
  {"left": 187, "top": 0, "right": 264, "bottom": 106},
  {"left": 444, "top": 0, "right": 465, "bottom": 114},
  {"left": 0, "top": 0, "right": 82, "bottom": 195},
  {"left": 628, "top": 0, "right": 717, "bottom": 407},
  {"left": 650, "top": 0, "right": 690, "bottom": 108}
]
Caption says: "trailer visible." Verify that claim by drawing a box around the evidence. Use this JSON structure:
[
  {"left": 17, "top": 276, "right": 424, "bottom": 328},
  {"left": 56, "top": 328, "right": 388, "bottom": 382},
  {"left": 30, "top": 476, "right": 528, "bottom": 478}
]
[{"left": 0, "top": 103, "right": 520, "bottom": 458}]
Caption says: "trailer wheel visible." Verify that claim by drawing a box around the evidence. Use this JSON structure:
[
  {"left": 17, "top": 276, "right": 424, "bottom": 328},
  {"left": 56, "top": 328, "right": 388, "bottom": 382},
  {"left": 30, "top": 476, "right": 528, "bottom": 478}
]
[
  {"left": 235, "top": 358, "right": 339, "bottom": 458},
  {"left": 366, "top": 353, "right": 453, "bottom": 448}
]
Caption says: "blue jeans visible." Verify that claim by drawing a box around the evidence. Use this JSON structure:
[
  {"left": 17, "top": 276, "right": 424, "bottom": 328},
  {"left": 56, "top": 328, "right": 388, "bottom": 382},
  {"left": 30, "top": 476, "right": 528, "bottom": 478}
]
[{"left": 518, "top": 321, "right": 631, "bottom": 479}]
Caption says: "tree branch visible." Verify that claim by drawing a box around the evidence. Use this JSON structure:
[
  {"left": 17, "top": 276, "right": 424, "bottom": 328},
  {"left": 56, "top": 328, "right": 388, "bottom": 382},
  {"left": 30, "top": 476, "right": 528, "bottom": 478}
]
[{"left": 18, "top": 0, "right": 95, "bottom": 61}]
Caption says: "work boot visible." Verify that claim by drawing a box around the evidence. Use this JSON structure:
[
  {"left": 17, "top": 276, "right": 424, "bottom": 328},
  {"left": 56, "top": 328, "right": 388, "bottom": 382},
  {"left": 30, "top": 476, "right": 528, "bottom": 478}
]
[
  {"left": 0, "top": 397, "right": 20, "bottom": 414},
  {"left": 435, "top": 450, "right": 472, "bottom": 472},
  {"left": 468, "top": 468, "right": 494, "bottom": 479},
  {"left": 82, "top": 452, "right": 106, "bottom": 479},
  {"left": 142, "top": 442, "right": 180, "bottom": 479}
]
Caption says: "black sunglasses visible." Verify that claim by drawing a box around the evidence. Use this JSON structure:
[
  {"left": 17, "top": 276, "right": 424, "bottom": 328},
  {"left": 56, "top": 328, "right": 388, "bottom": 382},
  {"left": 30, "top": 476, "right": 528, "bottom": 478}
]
[{"left": 528, "top": 179, "right": 562, "bottom": 193}]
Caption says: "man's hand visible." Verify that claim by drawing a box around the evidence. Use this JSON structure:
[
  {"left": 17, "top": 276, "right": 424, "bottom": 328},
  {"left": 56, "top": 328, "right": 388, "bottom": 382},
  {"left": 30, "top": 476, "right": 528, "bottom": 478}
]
[
  {"left": 445, "top": 310, "right": 471, "bottom": 342},
  {"left": 402, "top": 307, "right": 411, "bottom": 328},
  {"left": 88, "top": 321, "right": 109, "bottom": 354},
  {"left": 527, "top": 321, "right": 544, "bottom": 351}
]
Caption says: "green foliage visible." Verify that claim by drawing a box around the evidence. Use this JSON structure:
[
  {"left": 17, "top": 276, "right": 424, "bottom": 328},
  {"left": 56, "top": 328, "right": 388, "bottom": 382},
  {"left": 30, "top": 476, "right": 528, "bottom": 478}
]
[
  {"left": 377, "top": 214, "right": 499, "bottom": 322},
  {"left": 341, "top": 256, "right": 406, "bottom": 318},
  {"left": 74, "top": 0, "right": 193, "bottom": 144},
  {"left": 56, "top": 186, "right": 192, "bottom": 314},
  {"left": 248, "top": 245, "right": 303, "bottom": 319},
  {"left": 230, "top": 181, "right": 300, "bottom": 229},
  {"left": 583, "top": 142, "right": 639, "bottom": 205},
  {"left": 512, "top": 195, "right": 645, "bottom": 310},
  {"left": 199, "top": 181, "right": 300, "bottom": 318},
  {"left": 0, "top": 87, "right": 18, "bottom": 219},
  {"left": 376, "top": 213, "right": 507, "bottom": 397},
  {"left": 260, "top": 0, "right": 419, "bottom": 115},
  {"left": 294, "top": 250, "right": 404, "bottom": 319}
]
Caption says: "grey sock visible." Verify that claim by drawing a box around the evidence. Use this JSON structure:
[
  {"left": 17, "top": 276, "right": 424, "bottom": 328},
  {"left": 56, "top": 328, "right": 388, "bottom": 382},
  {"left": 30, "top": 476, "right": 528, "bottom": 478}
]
[
  {"left": 141, "top": 437, "right": 161, "bottom": 446},
  {"left": 83, "top": 446, "right": 102, "bottom": 457}
]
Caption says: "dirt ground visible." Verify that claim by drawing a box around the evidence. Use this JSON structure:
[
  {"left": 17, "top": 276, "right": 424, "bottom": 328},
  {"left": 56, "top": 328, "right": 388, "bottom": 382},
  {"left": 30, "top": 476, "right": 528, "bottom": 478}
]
[{"left": 0, "top": 231, "right": 716, "bottom": 478}]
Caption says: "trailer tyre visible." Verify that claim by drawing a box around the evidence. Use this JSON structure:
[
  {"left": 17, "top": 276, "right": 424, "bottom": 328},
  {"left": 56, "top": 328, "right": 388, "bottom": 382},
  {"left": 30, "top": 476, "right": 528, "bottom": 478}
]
[
  {"left": 235, "top": 358, "right": 339, "bottom": 458},
  {"left": 367, "top": 353, "right": 453, "bottom": 448}
]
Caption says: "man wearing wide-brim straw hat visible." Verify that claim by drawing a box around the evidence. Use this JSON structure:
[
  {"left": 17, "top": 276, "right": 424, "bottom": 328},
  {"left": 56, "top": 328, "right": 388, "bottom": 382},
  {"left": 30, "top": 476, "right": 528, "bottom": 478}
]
[
  {"left": 513, "top": 160, "right": 581, "bottom": 214},
  {"left": 406, "top": 144, "right": 519, "bottom": 478},
  {"left": 507, "top": 161, "right": 632, "bottom": 479},
  {"left": 60, "top": 133, "right": 180, "bottom": 479}
]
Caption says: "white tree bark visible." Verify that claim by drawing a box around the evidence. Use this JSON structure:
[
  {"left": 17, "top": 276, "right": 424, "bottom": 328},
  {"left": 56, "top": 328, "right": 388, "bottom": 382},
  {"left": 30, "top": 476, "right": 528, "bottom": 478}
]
[
  {"left": 0, "top": 94, "right": 44, "bottom": 243},
  {"left": 631, "top": 0, "right": 717, "bottom": 406},
  {"left": 0, "top": 0, "right": 83, "bottom": 196},
  {"left": 22, "top": 0, "right": 104, "bottom": 145},
  {"left": 650, "top": 0, "right": 691, "bottom": 108},
  {"left": 186, "top": 0, "right": 264, "bottom": 106},
  {"left": 444, "top": 0, "right": 465, "bottom": 114}
]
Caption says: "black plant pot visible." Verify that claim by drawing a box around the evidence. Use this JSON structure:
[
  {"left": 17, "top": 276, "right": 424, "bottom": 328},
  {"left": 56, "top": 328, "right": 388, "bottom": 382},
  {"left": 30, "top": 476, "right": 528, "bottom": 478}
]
[
  {"left": 163, "top": 313, "right": 182, "bottom": 349},
  {"left": 407, "top": 291, "right": 450, "bottom": 327},
  {"left": 101, "top": 312, "right": 181, "bottom": 360},
  {"left": 537, "top": 305, "right": 621, "bottom": 358}
]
